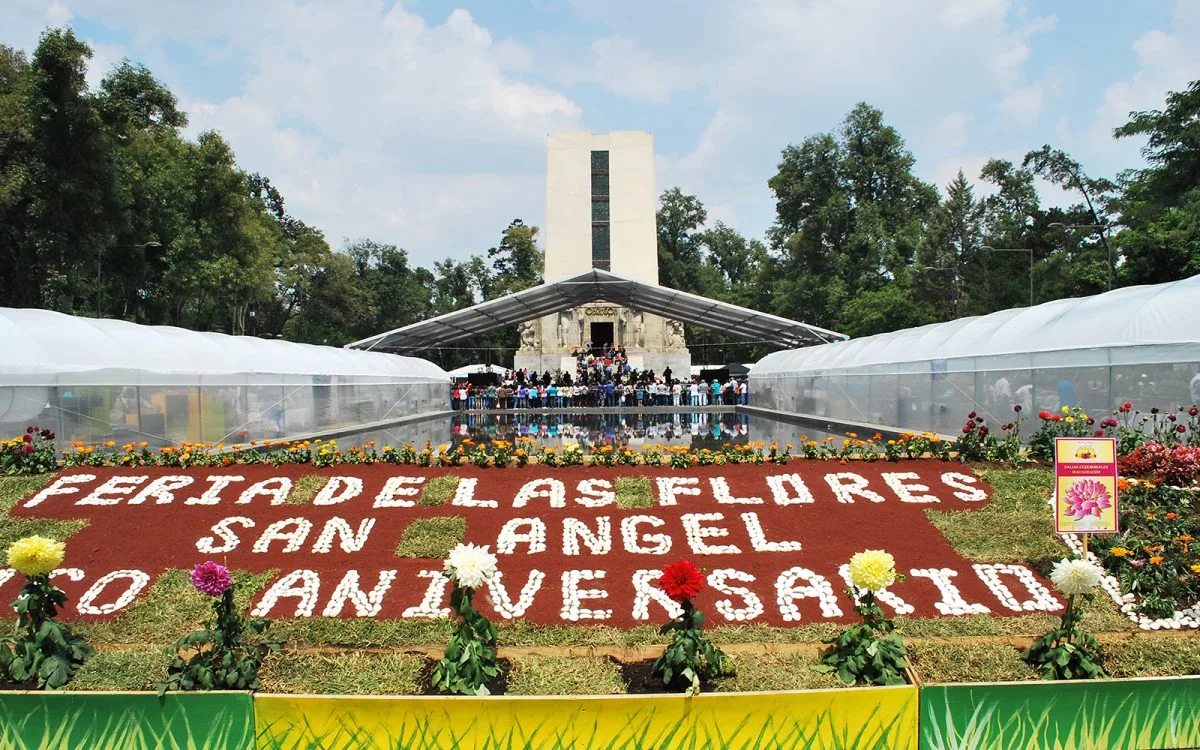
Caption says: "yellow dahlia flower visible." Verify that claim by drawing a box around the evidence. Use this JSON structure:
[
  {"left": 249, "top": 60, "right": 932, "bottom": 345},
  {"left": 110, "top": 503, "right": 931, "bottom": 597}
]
[
  {"left": 7, "top": 536, "right": 66, "bottom": 576},
  {"left": 848, "top": 549, "right": 897, "bottom": 591}
]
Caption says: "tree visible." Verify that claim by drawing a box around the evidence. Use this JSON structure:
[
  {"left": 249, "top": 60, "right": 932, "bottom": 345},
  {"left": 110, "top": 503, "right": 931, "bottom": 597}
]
[
  {"left": 914, "top": 170, "right": 982, "bottom": 319},
  {"left": 283, "top": 250, "right": 372, "bottom": 345},
  {"left": 838, "top": 284, "right": 937, "bottom": 338},
  {"left": 768, "top": 103, "right": 936, "bottom": 329},
  {"left": 1112, "top": 79, "right": 1200, "bottom": 284},
  {"left": 1023, "top": 145, "right": 1117, "bottom": 289},
  {"left": 26, "top": 27, "right": 118, "bottom": 314},
  {"left": 347, "top": 239, "right": 433, "bottom": 339},
  {"left": 487, "top": 219, "right": 542, "bottom": 295},
  {"left": 656, "top": 188, "right": 708, "bottom": 293},
  {"left": 97, "top": 60, "right": 186, "bottom": 133},
  {"left": 0, "top": 45, "right": 36, "bottom": 309}
]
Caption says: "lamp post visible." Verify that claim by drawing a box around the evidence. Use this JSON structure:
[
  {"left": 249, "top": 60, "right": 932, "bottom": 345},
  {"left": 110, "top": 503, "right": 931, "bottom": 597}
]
[
  {"left": 1048, "top": 222, "right": 1113, "bottom": 290},
  {"left": 100, "top": 241, "right": 162, "bottom": 317},
  {"left": 982, "top": 246, "right": 1034, "bottom": 308}
]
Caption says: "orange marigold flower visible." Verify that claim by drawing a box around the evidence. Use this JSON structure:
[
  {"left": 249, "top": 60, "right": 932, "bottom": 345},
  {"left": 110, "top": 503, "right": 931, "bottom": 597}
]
[
  {"left": 1149, "top": 555, "right": 1165, "bottom": 565},
  {"left": 1166, "top": 512, "right": 1179, "bottom": 520},
  {"left": 1176, "top": 535, "right": 1194, "bottom": 543},
  {"left": 1117, "top": 478, "right": 1130, "bottom": 492},
  {"left": 1144, "top": 545, "right": 1164, "bottom": 553}
]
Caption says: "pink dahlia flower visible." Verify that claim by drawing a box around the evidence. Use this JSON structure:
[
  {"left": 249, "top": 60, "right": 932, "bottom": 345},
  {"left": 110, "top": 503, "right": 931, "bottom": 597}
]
[
  {"left": 1064, "top": 479, "right": 1112, "bottom": 521},
  {"left": 191, "top": 560, "right": 233, "bottom": 597}
]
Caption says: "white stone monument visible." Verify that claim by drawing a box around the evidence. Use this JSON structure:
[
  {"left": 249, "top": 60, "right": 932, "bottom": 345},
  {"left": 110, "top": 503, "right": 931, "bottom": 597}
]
[{"left": 514, "top": 131, "right": 691, "bottom": 378}]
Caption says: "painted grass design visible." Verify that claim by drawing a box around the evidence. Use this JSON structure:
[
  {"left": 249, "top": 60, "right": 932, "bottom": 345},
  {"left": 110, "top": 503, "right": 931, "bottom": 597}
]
[
  {"left": 0, "top": 692, "right": 254, "bottom": 750},
  {"left": 920, "top": 677, "right": 1200, "bottom": 750},
  {"left": 254, "top": 690, "right": 918, "bottom": 750}
]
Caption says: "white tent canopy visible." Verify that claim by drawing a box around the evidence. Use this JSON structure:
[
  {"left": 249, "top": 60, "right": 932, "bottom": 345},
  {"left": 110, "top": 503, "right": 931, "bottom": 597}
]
[
  {"left": 348, "top": 268, "right": 845, "bottom": 352},
  {"left": 751, "top": 275, "right": 1200, "bottom": 434},
  {"left": 446, "top": 364, "right": 496, "bottom": 378},
  {"left": 0, "top": 308, "right": 446, "bottom": 384},
  {"left": 0, "top": 308, "right": 448, "bottom": 446}
]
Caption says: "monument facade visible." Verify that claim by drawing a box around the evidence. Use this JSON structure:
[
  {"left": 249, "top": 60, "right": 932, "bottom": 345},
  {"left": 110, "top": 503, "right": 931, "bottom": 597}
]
[{"left": 513, "top": 131, "right": 691, "bottom": 377}]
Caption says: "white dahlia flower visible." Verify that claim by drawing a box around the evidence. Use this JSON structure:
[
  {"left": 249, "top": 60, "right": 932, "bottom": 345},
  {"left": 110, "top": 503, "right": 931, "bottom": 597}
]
[
  {"left": 445, "top": 543, "right": 498, "bottom": 589},
  {"left": 1049, "top": 557, "right": 1103, "bottom": 597}
]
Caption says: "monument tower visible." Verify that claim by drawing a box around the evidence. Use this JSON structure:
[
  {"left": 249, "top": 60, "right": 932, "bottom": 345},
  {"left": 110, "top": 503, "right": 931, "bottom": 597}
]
[{"left": 513, "top": 132, "right": 691, "bottom": 377}]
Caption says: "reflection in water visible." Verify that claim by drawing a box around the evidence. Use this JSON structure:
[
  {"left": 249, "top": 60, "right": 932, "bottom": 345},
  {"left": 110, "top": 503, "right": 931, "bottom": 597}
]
[
  {"left": 333, "top": 410, "right": 846, "bottom": 455},
  {"left": 451, "top": 411, "right": 749, "bottom": 451}
]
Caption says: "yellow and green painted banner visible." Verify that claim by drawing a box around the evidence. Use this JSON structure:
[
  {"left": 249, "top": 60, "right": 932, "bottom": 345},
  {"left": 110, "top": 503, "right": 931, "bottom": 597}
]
[
  {"left": 920, "top": 676, "right": 1200, "bottom": 750},
  {"left": 3, "top": 676, "right": 1200, "bottom": 750},
  {"left": 254, "top": 686, "right": 918, "bottom": 750},
  {"left": 0, "top": 691, "right": 254, "bottom": 750}
]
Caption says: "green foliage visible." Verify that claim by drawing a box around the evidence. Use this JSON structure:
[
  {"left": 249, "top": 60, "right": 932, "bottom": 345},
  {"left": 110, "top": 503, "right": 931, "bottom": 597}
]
[
  {"left": 420, "top": 475, "right": 459, "bottom": 506},
  {"left": 0, "top": 573, "right": 93, "bottom": 688},
  {"left": 1022, "top": 594, "right": 1106, "bottom": 680},
  {"left": 818, "top": 590, "right": 909, "bottom": 687},
  {"left": 394, "top": 515, "right": 467, "bottom": 558},
  {"left": 768, "top": 103, "right": 937, "bottom": 331},
  {"left": 1113, "top": 81, "right": 1200, "bottom": 287},
  {"left": 285, "top": 474, "right": 326, "bottom": 504},
  {"left": 432, "top": 585, "right": 499, "bottom": 696},
  {"left": 614, "top": 476, "right": 654, "bottom": 509},
  {"left": 651, "top": 601, "right": 733, "bottom": 695},
  {"left": 838, "top": 284, "right": 938, "bottom": 338},
  {"left": 156, "top": 587, "right": 280, "bottom": 694}
]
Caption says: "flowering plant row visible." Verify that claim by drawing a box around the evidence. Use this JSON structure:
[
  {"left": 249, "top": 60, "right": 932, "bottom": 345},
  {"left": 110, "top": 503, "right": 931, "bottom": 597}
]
[
  {"left": 5, "top": 424, "right": 1024, "bottom": 476},
  {"left": 1030, "top": 403, "right": 1200, "bottom": 461},
  {"left": 1090, "top": 478, "right": 1199, "bottom": 619}
]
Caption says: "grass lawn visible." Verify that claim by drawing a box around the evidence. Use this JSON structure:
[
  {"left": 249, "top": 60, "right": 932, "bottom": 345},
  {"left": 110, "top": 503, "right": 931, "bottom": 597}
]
[{"left": 1, "top": 467, "right": 1197, "bottom": 694}]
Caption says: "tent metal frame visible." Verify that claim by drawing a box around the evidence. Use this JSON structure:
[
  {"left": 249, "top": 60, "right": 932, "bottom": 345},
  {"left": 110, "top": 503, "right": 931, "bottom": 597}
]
[{"left": 346, "top": 269, "right": 845, "bottom": 353}]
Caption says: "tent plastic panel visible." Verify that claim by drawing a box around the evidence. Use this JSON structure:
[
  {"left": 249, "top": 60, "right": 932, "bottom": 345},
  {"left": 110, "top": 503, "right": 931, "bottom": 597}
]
[
  {"left": 0, "top": 308, "right": 449, "bottom": 447},
  {"left": 750, "top": 276, "right": 1200, "bottom": 433}
]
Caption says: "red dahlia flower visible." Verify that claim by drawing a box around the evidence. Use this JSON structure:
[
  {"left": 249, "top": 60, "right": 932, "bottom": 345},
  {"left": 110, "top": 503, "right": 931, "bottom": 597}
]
[{"left": 657, "top": 560, "right": 706, "bottom": 602}]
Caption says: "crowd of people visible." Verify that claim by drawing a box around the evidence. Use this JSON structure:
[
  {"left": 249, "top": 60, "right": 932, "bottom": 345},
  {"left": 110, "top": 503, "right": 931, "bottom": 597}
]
[{"left": 448, "top": 347, "right": 749, "bottom": 411}]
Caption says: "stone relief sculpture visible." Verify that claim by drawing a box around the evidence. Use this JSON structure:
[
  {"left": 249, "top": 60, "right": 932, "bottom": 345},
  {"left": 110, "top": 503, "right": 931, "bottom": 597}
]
[
  {"left": 557, "top": 311, "right": 574, "bottom": 349},
  {"left": 622, "top": 308, "right": 646, "bottom": 348},
  {"left": 517, "top": 320, "right": 539, "bottom": 351},
  {"left": 665, "top": 319, "right": 685, "bottom": 349}
]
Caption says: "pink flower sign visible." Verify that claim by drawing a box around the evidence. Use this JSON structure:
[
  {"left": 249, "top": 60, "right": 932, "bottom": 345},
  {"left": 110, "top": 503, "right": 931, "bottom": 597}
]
[{"left": 1054, "top": 438, "right": 1119, "bottom": 534}]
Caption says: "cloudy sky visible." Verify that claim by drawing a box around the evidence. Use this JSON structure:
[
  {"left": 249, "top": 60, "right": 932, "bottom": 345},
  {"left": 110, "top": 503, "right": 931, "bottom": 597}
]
[{"left": 5, "top": 0, "right": 1199, "bottom": 267}]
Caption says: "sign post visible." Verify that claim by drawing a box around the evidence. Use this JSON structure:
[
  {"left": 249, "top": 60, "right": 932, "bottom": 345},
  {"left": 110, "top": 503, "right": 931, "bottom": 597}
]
[{"left": 1054, "top": 437, "right": 1120, "bottom": 556}]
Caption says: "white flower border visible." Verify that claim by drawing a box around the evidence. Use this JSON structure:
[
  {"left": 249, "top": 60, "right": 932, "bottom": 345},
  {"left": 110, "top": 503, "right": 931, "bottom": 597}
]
[{"left": 1051, "top": 493, "right": 1200, "bottom": 630}]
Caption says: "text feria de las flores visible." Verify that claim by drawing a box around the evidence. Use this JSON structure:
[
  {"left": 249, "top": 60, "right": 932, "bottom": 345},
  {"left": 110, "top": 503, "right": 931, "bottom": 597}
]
[{"left": 5, "top": 464, "right": 1064, "bottom": 627}]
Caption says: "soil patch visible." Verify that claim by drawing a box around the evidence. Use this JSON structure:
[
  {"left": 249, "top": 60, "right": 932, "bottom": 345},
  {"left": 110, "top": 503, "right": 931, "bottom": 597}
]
[{"left": 616, "top": 657, "right": 724, "bottom": 695}]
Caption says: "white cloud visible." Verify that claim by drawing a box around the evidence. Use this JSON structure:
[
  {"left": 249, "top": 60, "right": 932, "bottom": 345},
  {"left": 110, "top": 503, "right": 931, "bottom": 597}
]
[
  {"left": 3, "top": 0, "right": 1168, "bottom": 269},
  {"left": 45, "top": 2, "right": 72, "bottom": 25},
  {"left": 998, "top": 81, "right": 1045, "bottom": 126},
  {"left": 556, "top": 35, "right": 701, "bottom": 103},
  {"left": 1089, "top": 0, "right": 1200, "bottom": 149},
  {"left": 169, "top": 3, "right": 582, "bottom": 265},
  {"left": 935, "top": 112, "right": 973, "bottom": 153}
]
